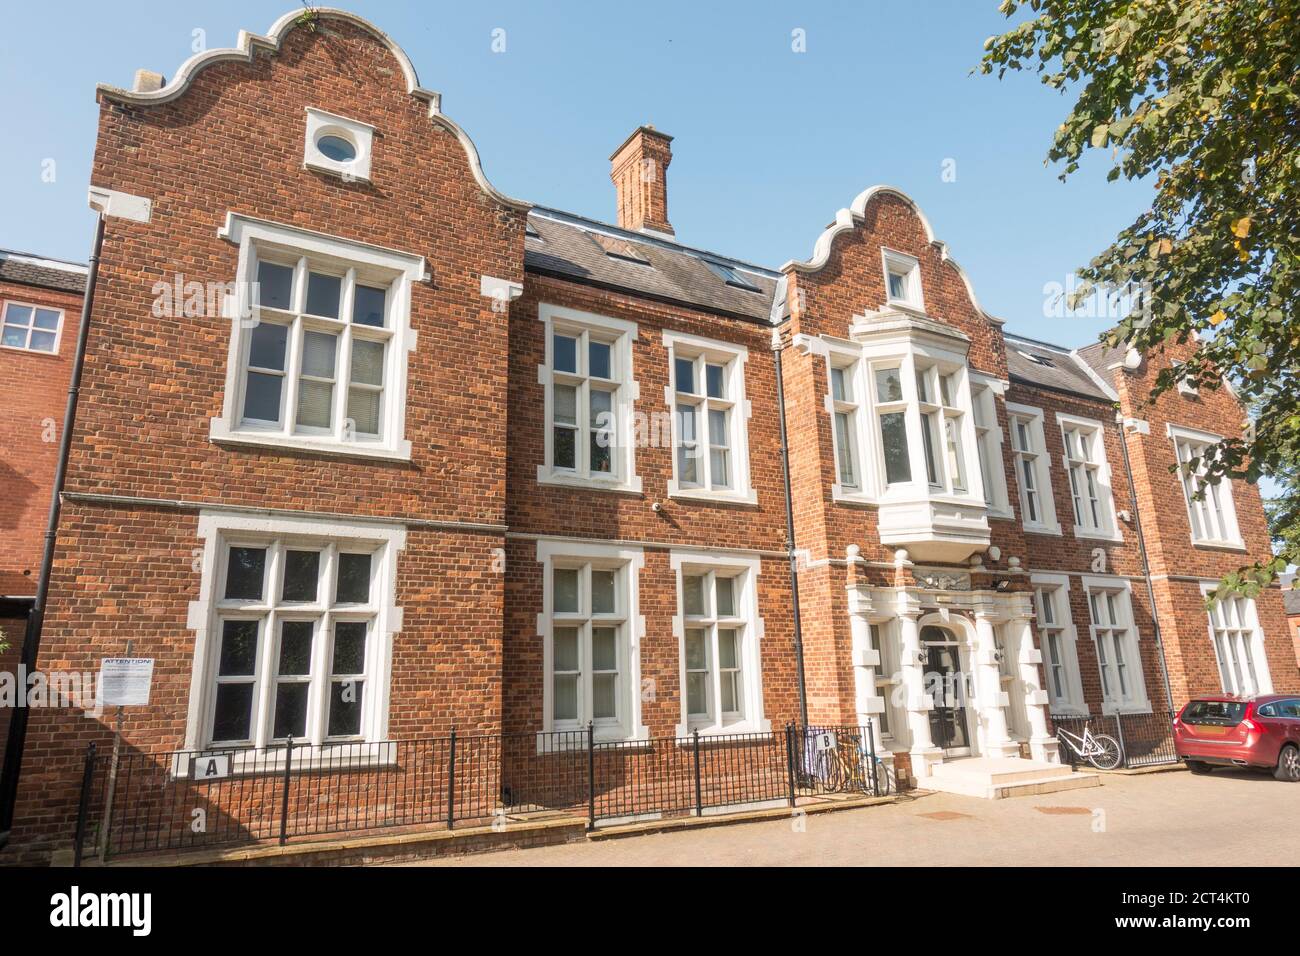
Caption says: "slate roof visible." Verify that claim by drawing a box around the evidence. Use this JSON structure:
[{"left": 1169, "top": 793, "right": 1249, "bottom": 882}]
[
  {"left": 1284, "top": 587, "right": 1300, "bottom": 617},
  {"left": 1004, "top": 333, "right": 1113, "bottom": 401},
  {"left": 0, "top": 249, "right": 87, "bottom": 295},
  {"left": 1074, "top": 339, "right": 1127, "bottom": 390},
  {"left": 525, "top": 208, "right": 781, "bottom": 323}
]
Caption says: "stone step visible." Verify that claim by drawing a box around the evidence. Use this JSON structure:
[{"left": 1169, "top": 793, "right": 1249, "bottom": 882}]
[
  {"left": 930, "top": 756, "right": 1075, "bottom": 786},
  {"left": 923, "top": 757, "right": 1101, "bottom": 799}
]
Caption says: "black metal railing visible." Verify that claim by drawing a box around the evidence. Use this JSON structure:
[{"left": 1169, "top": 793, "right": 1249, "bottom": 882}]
[
  {"left": 72, "top": 721, "right": 884, "bottom": 862},
  {"left": 1052, "top": 711, "right": 1178, "bottom": 769}
]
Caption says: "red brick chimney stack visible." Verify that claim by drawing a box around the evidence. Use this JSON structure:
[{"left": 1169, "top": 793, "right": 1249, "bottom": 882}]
[{"left": 610, "top": 125, "right": 674, "bottom": 236}]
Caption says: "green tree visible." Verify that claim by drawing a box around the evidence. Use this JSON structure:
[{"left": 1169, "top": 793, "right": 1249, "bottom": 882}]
[{"left": 980, "top": 0, "right": 1300, "bottom": 600}]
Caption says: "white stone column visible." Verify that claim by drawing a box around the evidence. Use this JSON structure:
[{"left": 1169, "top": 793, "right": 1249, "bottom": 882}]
[
  {"left": 847, "top": 594, "right": 887, "bottom": 756},
  {"left": 1010, "top": 602, "right": 1059, "bottom": 763},
  {"left": 973, "top": 608, "right": 1020, "bottom": 759},
  {"left": 899, "top": 592, "right": 942, "bottom": 778}
]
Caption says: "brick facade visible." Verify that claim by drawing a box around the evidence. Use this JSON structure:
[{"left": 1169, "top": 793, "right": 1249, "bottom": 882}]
[{"left": 1, "top": 9, "right": 1295, "bottom": 863}]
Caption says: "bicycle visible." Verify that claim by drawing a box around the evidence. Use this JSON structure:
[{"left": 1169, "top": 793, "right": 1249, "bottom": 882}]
[
  {"left": 810, "top": 730, "right": 892, "bottom": 796},
  {"left": 1055, "top": 722, "right": 1124, "bottom": 770}
]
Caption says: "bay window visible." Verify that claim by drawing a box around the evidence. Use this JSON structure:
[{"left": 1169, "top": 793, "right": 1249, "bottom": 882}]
[
  {"left": 829, "top": 360, "right": 861, "bottom": 492},
  {"left": 874, "top": 365, "right": 912, "bottom": 486},
  {"left": 538, "top": 304, "right": 640, "bottom": 492},
  {"left": 664, "top": 331, "right": 754, "bottom": 503},
  {"left": 1169, "top": 424, "right": 1243, "bottom": 548},
  {"left": 212, "top": 213, "right": 420, "bottom": 460}
]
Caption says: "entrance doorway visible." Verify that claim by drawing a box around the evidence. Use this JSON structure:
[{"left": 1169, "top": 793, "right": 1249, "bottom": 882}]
[{"left": 921, "top": 626, "right": 972, "bottom": 755}]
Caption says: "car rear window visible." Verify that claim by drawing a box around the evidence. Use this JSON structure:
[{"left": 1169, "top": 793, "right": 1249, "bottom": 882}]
[{"left": 1182, "top": 700, "right": 1246, "bottom": 725}]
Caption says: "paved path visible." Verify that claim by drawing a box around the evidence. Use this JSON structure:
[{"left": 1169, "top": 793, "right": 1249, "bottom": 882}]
[{"left": 396, "top": 767, "right": 1299, "bottom": 866}]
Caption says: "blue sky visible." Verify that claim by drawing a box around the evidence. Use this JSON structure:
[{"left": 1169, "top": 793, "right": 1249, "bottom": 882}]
[{"left": 0, "top": 0, "right": 1152, "bottom": 348}]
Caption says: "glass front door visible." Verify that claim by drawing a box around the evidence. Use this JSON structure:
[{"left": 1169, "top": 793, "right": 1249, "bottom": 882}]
[{"left": 923, "top": 632, "right": 971, "bottom": 753}]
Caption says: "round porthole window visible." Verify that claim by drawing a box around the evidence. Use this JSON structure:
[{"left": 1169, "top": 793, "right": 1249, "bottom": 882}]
[{"left": 316, "top": 133, "right": 358, "bottom": 163}]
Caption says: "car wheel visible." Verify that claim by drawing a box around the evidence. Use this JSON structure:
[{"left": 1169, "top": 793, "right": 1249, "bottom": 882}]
[
  {"left": 1274, "top": 745, "right": 1300, "bottom": 782},
  {"left": 1187, "top": 761, "right": 1214, "bottom": 775}
]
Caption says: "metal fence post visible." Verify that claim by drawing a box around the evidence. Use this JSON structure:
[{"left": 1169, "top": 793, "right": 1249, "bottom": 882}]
[
  {"left": 72, "top": 742, "right": 96, "bottom": 868},
  {"left": 784, "top": 723, "right": 797, "bottom": 808},
  {"left": 446, "top": 727, "right": 457, "bottom": 830},
  {"left": 692, "top": 729, "right": 703, "bottom": 817},
  {"left": 1114, "top": 713, "right": 1128, "bottom": 769},
  {"left": 586, "top": 722, "right": 595, "bottom": 830},
  {"left": 865, "top": 719, "right": 879, "bottom": 796},
  {"left": 278, "top": 736, "right": 294, "bottom": 847}
]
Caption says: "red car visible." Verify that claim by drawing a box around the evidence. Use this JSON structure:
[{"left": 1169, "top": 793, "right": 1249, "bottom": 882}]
[{"left": 1174, "top": 695, "right": 1300, "bottom": 781}]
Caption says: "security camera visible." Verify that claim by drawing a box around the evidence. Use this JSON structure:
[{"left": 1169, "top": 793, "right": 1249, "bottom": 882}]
[{"left": 651, "top": 502, "right": 662, "bottom": 513}]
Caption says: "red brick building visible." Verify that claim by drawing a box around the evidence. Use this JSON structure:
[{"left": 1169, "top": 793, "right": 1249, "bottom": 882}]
[
  {"left": 1, "top": 9, "right": 1295, "bottom": 862},
  {"left": 0, "top": 249, "right": 87, "bottom": 760}
]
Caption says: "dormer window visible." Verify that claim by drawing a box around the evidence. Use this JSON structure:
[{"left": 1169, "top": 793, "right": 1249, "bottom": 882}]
[{"left": 882, "top": 248, "right": 923, "bottom": 310}]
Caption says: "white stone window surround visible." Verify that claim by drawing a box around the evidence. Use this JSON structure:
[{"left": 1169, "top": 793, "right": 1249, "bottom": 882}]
[
  {"left": 182, "top": 510, "right": 405, "bottom": 771},
  {"left": 536, "top": 303, "right": 642, "bottom": 494},
  {"left": 1006, "top": 402, "right": 1061, "bottom": 535},
  {"left": 304, "top": 107, "right": 375, "bottom": 182},
  {"left": 881, "top": 247, "right": 924, "bottom": 312},
  {"left": 1167, "top": 423, "right": 1246, "bottom": 550},
  {"left": 1029, "top": 572, "right": 1088, "bottom": 717},
  {"left": 969, "top": 373, "right": 1013, "bottom": 519},
  {"left": 536, "top": 539, "right": 649, "bottom": 745},
  {"left": 1080, "top": 576, "right": 1151, "bottom": 715},
  {"left": 1199, "top": 582, "right": 1272, "bottom": 697},
  {"left": 663, "top": 330, "right": 757, "bottom": 505},
  {"left": 670, "top": 551, "right": 770, "bottom": 738},
  {"left": 1056, "top": 412, "right": 1122, "bottom": 542},
  {"left": 211, "top": 213, "right": 422, "bottom": 461}
]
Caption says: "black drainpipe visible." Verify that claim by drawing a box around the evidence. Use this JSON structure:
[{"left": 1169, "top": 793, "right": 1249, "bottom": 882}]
[
  {"left": 0, "top": 214, "right": 106, "bottom": 851},
  {"left": 773, "top": 330, "right": 810, "bottom": 727},
  {"left": 1115, "top": 414, "right": 1177, "bottom": 714}
]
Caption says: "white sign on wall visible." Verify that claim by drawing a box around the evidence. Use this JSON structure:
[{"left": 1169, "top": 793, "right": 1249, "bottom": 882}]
[
  {"left": 98, "top": 658, "right": 154, "bottom": 707},
  {"left": 191, "top": 753, "right": 232, "bottom": 781}
]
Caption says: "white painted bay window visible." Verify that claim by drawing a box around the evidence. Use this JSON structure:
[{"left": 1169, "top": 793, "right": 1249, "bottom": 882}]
[
  {"left": 873, "top": 364, "right": 913, "bottom": 487},
  {"left": 538, "top": 304, "right": 640, "bottom": 493},
  {"left": 665, "top": 331, "right": 754, "bottom": 503},
  {"left": 212, "top": 214, "right": 421, "bottom": 460},
  {"left": 829, "top": 360, "right": 861, "bottom": 492},
  {"left": 1169, "top": 424, "right": 1244, "bottom": 548}
]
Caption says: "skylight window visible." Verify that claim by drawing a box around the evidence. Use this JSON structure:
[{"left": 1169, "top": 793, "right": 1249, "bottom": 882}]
[
  {"left": 702, "top": 260, "right": 761, "bottom": 293},
  {"left": 1016, "top": 349, "right": 1056, "bottom": 368},
  {"left": 590, "top": 233, "right": 650, "bottom": 265}
]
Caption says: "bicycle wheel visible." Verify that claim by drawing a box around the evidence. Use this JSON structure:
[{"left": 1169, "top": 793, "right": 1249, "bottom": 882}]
[
  {"left": 1087, "top": 734, "right": 1123, "bottom": 771},
  {"left": 873, "top": 759, "right": 893, "bottom": 796}
]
